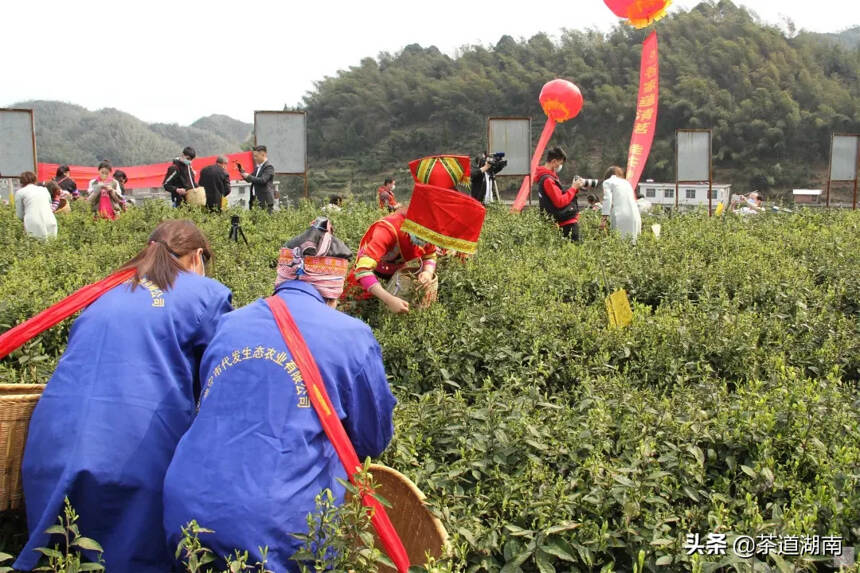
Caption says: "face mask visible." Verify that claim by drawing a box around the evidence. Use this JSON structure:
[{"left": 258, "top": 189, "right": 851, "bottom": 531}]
[
  {"left": 390, "top": 184, "right": 396, "bottom": 191},
  {"left": 555, "top": 164, "right": 563, "bottom": 173},
  {"left": 196, "top": 251, "right": 207, "bottom": 276}
]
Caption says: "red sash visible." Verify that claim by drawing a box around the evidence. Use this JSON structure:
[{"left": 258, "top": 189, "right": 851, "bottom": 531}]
[
  {"left": 264, "top": 295, "right": 409, "bottom": 572},
  {"left": 0, "top": 269, "right": 137, "bottom": 359}
]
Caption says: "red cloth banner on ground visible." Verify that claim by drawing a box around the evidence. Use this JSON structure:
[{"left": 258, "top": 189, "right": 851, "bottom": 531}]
[
  {"left": 37, "top": 151, "right": 253, "bottom": 191},
  {"left": 0, "top": 269, "right": 136, "bottom": 360},
  {"left": 625, "top": 31, "right": 659, "bottom": 191}
]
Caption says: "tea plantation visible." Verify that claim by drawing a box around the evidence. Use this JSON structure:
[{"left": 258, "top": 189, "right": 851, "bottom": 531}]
[{"left": 0, "top": 201, "right": 858, "bottom": 572}]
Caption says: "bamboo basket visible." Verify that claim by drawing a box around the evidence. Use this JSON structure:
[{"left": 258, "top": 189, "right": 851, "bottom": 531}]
[
  {"left": 0, "top": 384, "right": 44, "bottom": 511},
  {"left": 368, "top": 464, "right": 448, "bottom": 571}
]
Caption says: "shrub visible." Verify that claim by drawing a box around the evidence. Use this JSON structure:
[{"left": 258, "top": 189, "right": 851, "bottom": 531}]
[{"left": 0, "top": 202, "right": 858, "bottom": 571}]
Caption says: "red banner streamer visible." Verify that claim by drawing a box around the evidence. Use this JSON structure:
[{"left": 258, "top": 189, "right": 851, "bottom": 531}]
[
  {"left": 625, "top": 31, "right": 659, "bottom": 191},
  {"left": 37, "top": 151, "right": 253, "bottom": 191},
  {"left": 0, "top": 269, "right": 137, "bottom": 360},
  {"left": 511, "top": 118, "right": 556, "bottom": 212}
]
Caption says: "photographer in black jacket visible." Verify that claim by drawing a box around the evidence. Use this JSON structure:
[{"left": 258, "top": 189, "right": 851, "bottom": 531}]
[{"left": 470, "top": 152, "right": 506, "bottom": 204}]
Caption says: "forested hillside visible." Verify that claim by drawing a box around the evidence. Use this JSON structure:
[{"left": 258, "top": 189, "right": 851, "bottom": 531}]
[
  {"left": 12, "top": 101, "right": 250, "bottom": 166},
  {"left": 11, "top": 1, "right": 859, "bottom": 199},
  {"left": 303, "top": 0, "right": 860, "bottom": 197}
]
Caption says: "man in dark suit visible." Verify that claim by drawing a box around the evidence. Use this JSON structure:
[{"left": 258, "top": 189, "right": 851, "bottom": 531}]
[
  {"left": 239, "top": 145, "right": 275, "bottom": 212},
  {"left": 199, "top": 156, "right": 231, "bottom": 212}
]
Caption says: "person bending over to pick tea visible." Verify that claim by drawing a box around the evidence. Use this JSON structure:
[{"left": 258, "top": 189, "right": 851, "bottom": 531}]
[
  {"left": 344, "top": 183, "right": 486, "bottom": 313},
  {"left": 15, "top": 220, "right": 232, "bottom": 573},
  {"left": 162, "top": 217, "right": 396, "bottom": 572}
]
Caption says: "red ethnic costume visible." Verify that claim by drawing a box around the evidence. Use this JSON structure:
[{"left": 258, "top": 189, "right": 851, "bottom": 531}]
[{"left": 344, "top": 183, "right": 486, "bottom": 308}]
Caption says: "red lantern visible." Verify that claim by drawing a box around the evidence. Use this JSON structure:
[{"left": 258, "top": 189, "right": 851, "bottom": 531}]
[
  {"left": 604, "top": 0, "right": 671, "bottom": 29},
  {"left": 539, "top": 79, "right": 583, "bottom": 124}
]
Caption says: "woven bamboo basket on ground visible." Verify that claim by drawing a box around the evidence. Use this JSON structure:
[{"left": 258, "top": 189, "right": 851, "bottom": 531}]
[
  {"left": 0, "top": 384, "right": 44, "bottom": 511},
  {"left": 368, "top": 464, "right": 448, "bottom": 572}
]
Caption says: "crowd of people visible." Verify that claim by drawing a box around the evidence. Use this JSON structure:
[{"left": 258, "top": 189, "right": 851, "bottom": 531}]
[
  {"left": 6, "top": 143, "right": 287, "bottom": 239},
  {"left": 8, "top": 138, "right": 766, "bottom": 247}
]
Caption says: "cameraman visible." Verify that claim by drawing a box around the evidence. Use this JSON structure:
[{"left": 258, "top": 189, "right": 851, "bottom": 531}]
[
  {"left": 470, "top": 153, "right": 493, "bottom": 204},
  {"left": 534, "top": 147, "right": 583, "bottom": 242}
]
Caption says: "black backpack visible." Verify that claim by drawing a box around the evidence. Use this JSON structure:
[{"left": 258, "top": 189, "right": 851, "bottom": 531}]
[{"left": 536, "top": 173, "right": 578, "bottom": 223}]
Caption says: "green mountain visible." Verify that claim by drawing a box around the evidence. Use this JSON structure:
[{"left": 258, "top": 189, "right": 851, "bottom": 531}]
[
  {"left": 191, "top": 114, "right": 253, "bottom": 145},
  {"left": 14, "top": 100, "right": 251, "bottom": 166},
  {"left": 803, "top": 26, "right": 860, "bottom": 50},
  {"left": 301, "top": 0, "right": 860, "bottom": 197},
  {"left": 13, "top": 1, "right": 860, "bottom": 199}
]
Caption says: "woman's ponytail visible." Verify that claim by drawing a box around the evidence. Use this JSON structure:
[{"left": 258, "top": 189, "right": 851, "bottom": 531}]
[{"left": 117, "top": 220, "right": 211, "bottom": 291}]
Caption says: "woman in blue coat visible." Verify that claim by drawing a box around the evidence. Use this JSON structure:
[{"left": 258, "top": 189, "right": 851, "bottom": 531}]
[
  {"left": 162, "top": 218, "right": 397, "bottom": 572},
  {"left": 15, "top": 219, "right": 233, "bottom": 573}
]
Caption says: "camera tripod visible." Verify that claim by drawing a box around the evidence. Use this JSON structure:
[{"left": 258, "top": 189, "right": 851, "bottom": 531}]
[
  {"left": 229, "top": 215, "right": 249, "bottom": 247},
  {"left": 484, "top": 173, "right": 501, "bottom": 203}
]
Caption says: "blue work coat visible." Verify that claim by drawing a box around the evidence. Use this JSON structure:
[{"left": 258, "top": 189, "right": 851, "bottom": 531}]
[
  {"left": 14, "top": 272, "right": 232, "bottom": 572},
  {"left": 162, "top": 280, "right": 396, "bottom": 572}
]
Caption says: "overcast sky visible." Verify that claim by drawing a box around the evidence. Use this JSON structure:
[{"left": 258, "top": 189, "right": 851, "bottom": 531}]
[{"left": 2, "top": 0, "right": 855, "bottom": 125}]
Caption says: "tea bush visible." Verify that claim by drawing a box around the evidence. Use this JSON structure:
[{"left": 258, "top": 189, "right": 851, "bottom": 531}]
[{"left": 0, "top": 201, "right": 858, "bottom": 571}]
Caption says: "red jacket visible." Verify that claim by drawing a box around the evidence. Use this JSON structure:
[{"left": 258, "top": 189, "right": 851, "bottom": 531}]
[
  {"left": 378, "top": 186, "right": 397, "bottom": 211},
  {"left": 534, "top": 166, "right": 579, "bottom": 226}
]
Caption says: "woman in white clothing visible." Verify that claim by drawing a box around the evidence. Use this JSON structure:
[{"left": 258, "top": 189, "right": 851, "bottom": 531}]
[
  {"left": 15, "top": 172, "right": 58, "bottom": 240},
  {"left": 600, "top": 166, "right": 641, "bottom": 242}
]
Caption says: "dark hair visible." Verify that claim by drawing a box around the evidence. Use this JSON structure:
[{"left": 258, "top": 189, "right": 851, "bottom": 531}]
[
  {"left": 19, "top": 171, "right": 37, "bottom": 186},
  {"left": 97, "top": 160, "right": 112, "bottom": 173},
  {"left": 546, "top": 147, "right": 567, "bottom": 163},
  {"left": 56, "top": 165, "right": 70, "bottom": 178},
  {"left": 113, "top": 170, "right": 128, "bottom": 183},
  {"left": 587, "top": 194, "right": 598, "bottom": 204},
  {"left": 118, "top": 220, "right": 213, "bottom": 291},
  {"left": 329, "top": 194, "right": 343, "bottom": 206},
  {"left": 45, "top": 180, "right": 61, "bottom": 198},
  {"left": 182, "top": 146, "right": 197, "bottom": 160},
  {"left": 253, "top": 145, "right": 267, "bottom": 153},
  {"left": 384, "top": 178, "right": 394, "bottom": 186},
  {"left": 603, "top": 166, "right": 624, "bottom": 180}
]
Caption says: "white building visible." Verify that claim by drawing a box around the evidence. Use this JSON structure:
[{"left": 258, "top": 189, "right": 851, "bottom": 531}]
[
  {"left": 637, "top": 182, "right": 732, "bottom": 210},
  {"left": 792, "top": 189, "right": 822, "bottom": 205}
]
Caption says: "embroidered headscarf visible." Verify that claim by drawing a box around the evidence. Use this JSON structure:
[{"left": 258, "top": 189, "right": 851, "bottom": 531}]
[{"left": 276, "top": 217, "right": 352, "bottom": 299}]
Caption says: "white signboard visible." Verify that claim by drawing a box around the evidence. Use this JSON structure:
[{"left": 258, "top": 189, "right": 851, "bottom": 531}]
[
  {"left": 830, "top": 135, "right": 859, "bottom": 181},
  {"left": 487, "top": 117, "right": 531, "bottom": 176},
  {"left": 254, "top": 111, "right": 307, "bottom": 174},
  {"left": 677, "top": 130, "right": 710, "bottom": 182},
  {"left": 0, "top": 109, "right": 36, "bottom": 177}
]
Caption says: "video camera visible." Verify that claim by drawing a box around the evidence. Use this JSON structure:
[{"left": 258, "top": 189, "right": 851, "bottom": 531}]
[{"left": 476, "top": 152, "right": 508, "bottom": 176}]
